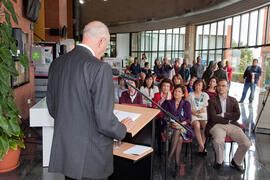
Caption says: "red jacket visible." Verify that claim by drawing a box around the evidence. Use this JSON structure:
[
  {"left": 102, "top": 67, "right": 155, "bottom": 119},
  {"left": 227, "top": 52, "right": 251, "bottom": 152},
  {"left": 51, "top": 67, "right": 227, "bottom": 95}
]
[
  {"left": 152, "top": 92, "right": 172, "bottom": 117},
  {"left": 223, "top": 66, "right": 233, "bottom": 82}
]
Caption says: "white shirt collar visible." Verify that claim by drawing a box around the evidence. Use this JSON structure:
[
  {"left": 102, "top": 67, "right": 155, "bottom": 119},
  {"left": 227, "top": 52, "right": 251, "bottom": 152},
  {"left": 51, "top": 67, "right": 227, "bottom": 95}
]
[{"left": 77, "top": 44, "right": 95, "bottom": 57}]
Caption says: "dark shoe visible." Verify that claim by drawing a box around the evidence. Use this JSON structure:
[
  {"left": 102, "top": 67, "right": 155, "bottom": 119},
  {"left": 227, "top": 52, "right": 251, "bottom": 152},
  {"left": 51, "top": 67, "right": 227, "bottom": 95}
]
[
  {"left": 239, "top": 101, "right": 243, "bottom": 103},
  {"left": 230, "top": 159, "right": 245, "bottom": 173},
  {"left": 198, "top": 151, "right": 207, "bottom": 157},
  {"left": 173, "top": 165, "right": 180, "bottom": 177},
  {"left": 249, "top": 100, "right": 253, "bottom": 104},
  {"left": 213, "top": 162, "right": 222, "bottom": 169}
]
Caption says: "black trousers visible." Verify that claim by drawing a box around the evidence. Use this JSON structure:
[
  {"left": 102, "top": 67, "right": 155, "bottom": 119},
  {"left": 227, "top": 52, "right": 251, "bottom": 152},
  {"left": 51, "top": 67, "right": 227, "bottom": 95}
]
[{"left": 65, "top": 176, "right": 107, "bottom": 180}]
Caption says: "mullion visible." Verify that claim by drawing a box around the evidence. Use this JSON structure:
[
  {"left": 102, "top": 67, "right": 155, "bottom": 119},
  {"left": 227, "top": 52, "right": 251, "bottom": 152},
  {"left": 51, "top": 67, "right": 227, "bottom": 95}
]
[
  {"left": 265, "top": 6, "right": 270, "bottom": 45},
  {"left": 238, "top": 15, "right": 242, "bottom": 47},
  {"left": 256, "top": 9, "right": 260, "bottom": 46},
  {"left": 247, "top": 12, "right": 251, "bottom": 46}
]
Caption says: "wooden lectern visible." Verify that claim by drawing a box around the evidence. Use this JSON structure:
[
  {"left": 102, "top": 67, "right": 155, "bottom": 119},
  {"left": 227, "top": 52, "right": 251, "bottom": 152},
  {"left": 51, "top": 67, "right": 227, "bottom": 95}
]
[{"left": 109, "top": 104, "right": 160, "bottom": 180}]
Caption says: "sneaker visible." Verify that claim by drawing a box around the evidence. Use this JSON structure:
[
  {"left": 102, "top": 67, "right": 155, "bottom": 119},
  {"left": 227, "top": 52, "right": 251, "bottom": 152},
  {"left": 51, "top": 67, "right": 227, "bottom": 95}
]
[
  {"left": 230, "top": 159, "right": 245, "bottom": 173},
  {"left": 238, "top": 101, "right": 243, "bottom": 103},
  {"left": 249, "top": 100, "right": 253, "bottom": 103}
]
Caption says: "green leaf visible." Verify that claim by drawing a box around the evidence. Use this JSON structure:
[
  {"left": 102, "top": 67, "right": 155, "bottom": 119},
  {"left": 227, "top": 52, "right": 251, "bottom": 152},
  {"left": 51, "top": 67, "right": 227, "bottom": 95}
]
[
  {"left": 18, "top": 54, "right": 29, "bottom": 69},
  {"left": 0, "top": 116, "right": 10, "bottom": 135},
  {"left": 0, "top": 62, "right": 18, "bottom": 76},
  {"left": 3, "top": 0, "right": 18, "bottom": 25},
  {"left": 7, "top": 117, "right": 20, "bottom": 136},
  {"left": 0, "top": 134, "right": 9, "bottom": 159},
  {"left": 7, "top": 99, "right": 19, "bottom": 114},
  {"left": 4, "top": 11, "right": 11, "bottom": 27},
  {"left": 8, "top": 139, "right": 17, "bottom": 150},
  {"left": 0, "top": 47, "right": 13, "bottom": 66}
]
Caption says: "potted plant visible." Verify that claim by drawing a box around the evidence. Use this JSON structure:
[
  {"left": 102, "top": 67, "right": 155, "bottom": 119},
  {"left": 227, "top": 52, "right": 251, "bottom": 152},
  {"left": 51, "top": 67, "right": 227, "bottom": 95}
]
[{"left": 0, "top": 0, "right": 28, "bottom": 173}]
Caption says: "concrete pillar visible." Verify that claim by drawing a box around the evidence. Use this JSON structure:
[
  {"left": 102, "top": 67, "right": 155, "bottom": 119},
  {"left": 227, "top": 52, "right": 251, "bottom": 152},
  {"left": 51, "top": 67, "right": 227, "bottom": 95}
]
[{"left": 184, "top": 25, "right": 196, "bottom": 64}]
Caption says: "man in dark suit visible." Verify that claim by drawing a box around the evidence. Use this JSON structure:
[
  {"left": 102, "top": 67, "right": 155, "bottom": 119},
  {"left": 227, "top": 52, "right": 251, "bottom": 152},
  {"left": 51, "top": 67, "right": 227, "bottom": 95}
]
[
  {"left": 47, "top": 21, "right": 134, "bottom": 180},
  {"left": 205, "top": 79, "right": 251, "bottom": 172}
]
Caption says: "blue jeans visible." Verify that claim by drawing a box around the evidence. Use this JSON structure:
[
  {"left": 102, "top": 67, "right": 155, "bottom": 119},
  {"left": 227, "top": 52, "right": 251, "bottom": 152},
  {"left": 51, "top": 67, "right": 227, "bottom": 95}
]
[{"left": 240, "top": 82, "right": 256, "bottom": 102}]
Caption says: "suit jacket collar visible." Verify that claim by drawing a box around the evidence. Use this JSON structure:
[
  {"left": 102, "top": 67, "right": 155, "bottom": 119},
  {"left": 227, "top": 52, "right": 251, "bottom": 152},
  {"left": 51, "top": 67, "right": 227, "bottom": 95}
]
[{"left": 76, "top": 44, "right": 95, "bottom": 57}]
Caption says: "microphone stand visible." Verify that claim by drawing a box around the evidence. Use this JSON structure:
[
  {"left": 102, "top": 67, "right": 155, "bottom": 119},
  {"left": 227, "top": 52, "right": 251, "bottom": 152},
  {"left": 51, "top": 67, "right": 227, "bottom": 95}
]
[{"left": 122, "top": 78, "right": 193, "bottom": 180}]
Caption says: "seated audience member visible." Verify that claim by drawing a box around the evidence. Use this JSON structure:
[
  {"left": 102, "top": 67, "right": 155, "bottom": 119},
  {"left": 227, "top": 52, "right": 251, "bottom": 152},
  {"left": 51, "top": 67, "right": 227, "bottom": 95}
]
[
  {"left": 139, "top": 72, "right": 146, "bottom": 88},
  {"left": 205, "top": 79, "right": 251, "bottom": 172},
  {"left": 172, "top": 74, "right": 188, "bottom": 100},
  {"left": 130, "top": 57, "right": 141, "bottom": 78},
  {"left": 119, "top": 80, "right": 143, "bottom": 104},
  {"left": 140, "top": 74, "right": 159, "bottom": 107},
  {"left": 142, "top": 62, "right": 152, "bottom": 75},
  {"left": 178, "top": 63, "right": 190, "bottom": 84},
  {"left": 152, "top": 78, "right": 173, "bottom": 154},
  {"left": 114, "top": 76, "right": 128, "bottom": 103},
  {"left": 186, "top": 76, "right": 197, "bottom": 93},
  {"left": 156, "top": 74, "right": 167, "bottom": 89},
  {"left": 162, "top": 85, "right": 194, "bottom": 173},
  {"left": 204, "top": 77, "right": 218, "bottom": 98},
  {"left": 187, "top": 79, "right": 209, "bottom": 155}
]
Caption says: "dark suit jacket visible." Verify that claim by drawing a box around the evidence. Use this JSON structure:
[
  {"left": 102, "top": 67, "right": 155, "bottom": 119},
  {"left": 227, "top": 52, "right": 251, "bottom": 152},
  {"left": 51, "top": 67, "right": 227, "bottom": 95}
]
[
  {"left": 46, "top": 45, "right": 126, "bottom": 179},
  {"left": 213, "top": 69, "right": 228, "bottom": 82},
  {"left": 205, "top": 95, "right": 241, "bottom": 138}
]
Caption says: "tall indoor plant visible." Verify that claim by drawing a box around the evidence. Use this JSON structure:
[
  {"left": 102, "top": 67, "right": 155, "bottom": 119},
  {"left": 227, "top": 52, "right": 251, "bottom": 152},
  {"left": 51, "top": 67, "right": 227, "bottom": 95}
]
[{"left": 0, "top": 0, "right": 28, "bottom": 171}]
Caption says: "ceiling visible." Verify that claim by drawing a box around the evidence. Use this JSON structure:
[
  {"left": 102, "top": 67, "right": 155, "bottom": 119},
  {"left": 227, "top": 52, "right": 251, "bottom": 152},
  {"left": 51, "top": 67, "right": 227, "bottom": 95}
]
[{"left": 79, "top": 0, "right": 270, "bottom": 33}]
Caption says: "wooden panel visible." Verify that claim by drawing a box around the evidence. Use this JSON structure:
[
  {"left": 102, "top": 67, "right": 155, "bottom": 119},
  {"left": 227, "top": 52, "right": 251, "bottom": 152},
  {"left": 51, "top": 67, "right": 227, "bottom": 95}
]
[
  {"left": 114, "top": 104, "right": 160, "bottom": 137},
  {"left": 113, "top": 142, "right": 153, "bottom": 161}
]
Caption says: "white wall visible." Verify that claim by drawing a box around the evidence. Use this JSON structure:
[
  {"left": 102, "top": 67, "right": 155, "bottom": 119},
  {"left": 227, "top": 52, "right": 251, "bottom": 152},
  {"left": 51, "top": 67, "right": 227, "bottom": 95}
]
[{"left": 116, "top": 33, "right": 130, "bottom": 67}]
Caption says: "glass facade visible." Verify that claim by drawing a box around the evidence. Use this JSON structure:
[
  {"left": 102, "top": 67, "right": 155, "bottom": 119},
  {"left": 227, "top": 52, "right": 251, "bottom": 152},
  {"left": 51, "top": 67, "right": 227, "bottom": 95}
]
[
  {"left": 130, "top": 27, "right": 186, "bottom": 67},
  {"left": 195, "top": 5, "right": 270, "bottom": 85}
]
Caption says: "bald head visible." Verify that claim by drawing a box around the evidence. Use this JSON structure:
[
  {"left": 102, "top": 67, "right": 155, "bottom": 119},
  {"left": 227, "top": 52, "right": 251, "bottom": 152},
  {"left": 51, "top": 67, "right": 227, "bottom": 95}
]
[
  {"left": 82, "top": 21, "right": 110, "bottom": 59},
  {"left": 83, "top": 21, "right": 109, "bottom": 40}
]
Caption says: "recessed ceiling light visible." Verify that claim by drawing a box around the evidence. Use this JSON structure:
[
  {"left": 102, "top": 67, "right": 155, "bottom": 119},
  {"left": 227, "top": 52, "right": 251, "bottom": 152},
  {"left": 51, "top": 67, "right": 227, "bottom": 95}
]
[
  {"left": 104, "top": 0, "right": 108, "bottom": 2},
  {"left": 79, "top": 0, "right": 85, "bottom": 4}
]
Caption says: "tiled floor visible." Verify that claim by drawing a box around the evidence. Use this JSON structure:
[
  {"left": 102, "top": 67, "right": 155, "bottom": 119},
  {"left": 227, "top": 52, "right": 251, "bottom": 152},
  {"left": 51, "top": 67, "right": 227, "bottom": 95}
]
[{"left": 1, "top": 82, "right": 270, "bottom": 180}]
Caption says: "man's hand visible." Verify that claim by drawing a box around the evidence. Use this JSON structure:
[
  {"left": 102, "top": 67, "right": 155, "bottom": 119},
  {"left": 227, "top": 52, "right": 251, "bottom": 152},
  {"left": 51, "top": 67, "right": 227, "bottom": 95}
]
[
  {"left": 121, "top": 117, "right": 135, "bottom": 132},
  {"left": 216, "top": 114, "right": 222, "bottom": 117}
]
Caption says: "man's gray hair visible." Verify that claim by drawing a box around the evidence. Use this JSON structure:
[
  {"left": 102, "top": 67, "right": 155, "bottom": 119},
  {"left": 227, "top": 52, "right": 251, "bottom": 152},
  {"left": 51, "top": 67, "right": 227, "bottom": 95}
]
[{"left": 83, "top": 21, "right": 109, "bottom": 40}]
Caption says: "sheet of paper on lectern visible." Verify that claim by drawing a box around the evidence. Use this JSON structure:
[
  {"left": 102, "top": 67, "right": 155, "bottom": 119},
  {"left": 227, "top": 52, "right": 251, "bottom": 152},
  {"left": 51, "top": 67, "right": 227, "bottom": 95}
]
[
  {"left": 113, "top": 110, "right": 141, "bottom": 122},
  {"left": 123, "top": 145, "right": 151, "bottom": 156}
]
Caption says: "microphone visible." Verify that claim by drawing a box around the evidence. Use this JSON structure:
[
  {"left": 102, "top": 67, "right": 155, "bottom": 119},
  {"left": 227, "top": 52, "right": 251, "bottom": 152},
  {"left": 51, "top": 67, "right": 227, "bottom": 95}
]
[{"left": 119, "top": 74, "right": 137, "bottom": 81}]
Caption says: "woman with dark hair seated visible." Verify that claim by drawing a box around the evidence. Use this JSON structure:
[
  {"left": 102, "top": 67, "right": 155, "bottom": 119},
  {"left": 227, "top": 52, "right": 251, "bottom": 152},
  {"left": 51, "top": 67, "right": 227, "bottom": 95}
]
[
  {"left": 140, "top": 74, "right": 159, "bottom": 107},
  {"left": 172, "top": 74, "right": 188, "bottom": 99},
  {"left": 152, "top": 78, "right": 173, "bottom": 155},
  {"left": 204, "top": 77, "right": 218, "bottom": 98},
  {"left": 186, "top": 76, "right": 197, "bottom": 93},
  {"left": 162, "top": 84, "right": 194, "bottom": 172},
  {"left": 187, "top": 79, "right": 209, "bottom": 155},
  {"left": 119, "top": 80, "right": 143, "bottom": 104}
]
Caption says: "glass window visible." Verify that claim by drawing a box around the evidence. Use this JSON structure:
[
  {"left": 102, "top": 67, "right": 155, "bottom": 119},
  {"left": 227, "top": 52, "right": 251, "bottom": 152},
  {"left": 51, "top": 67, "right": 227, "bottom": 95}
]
[
  {"left": 131, "top": 33, "right": 138, "bottom": 51},
  {"left": 240, "top": 13, "right": 249, "bottom": 46},
  {"left": 140, "top": 32, "right": 145, "bottom": 51},
  {"left": 179, "top": 34, "right": 185, "bottom": 50},
  {"left": 145, "top": 32, "right": 152, "bottom": 51},
  {"left": 173, "top": 28, "right": 180, "bottom": 34},
  {"left": 209, "top": 23, "right": 217, "bottom": 49},
  {"left": 203, "top": 24, "right": 210, "bottom": 49},
  {"left": 196, "top": 25, "right": 203, "bottom": 49},
  {"left": 232, "top": 16, "right": 240, "bottom": 47},
  {"left": 217, "top": 21, "right": 224, "bottom": 48},
  {"left": 173, "top": 34, "right": 179, "bottom": 50},
  {"left": 152, "top": 33, "right": 158, "bottom": 51},
  {"left": 224, "top": 18, "right": 232, "bottom": 48},
  {"left": 166, "top": 33, "right": 172, "bottom": 51},
  {"left": 159, "top": 33, "right": 165, "bottom": 51},
  {"left": 249, "top": 11, "right": 258, "bottom": 46},
  {"left": 257, "top": 8, "right": 266, "bottom": 45}
]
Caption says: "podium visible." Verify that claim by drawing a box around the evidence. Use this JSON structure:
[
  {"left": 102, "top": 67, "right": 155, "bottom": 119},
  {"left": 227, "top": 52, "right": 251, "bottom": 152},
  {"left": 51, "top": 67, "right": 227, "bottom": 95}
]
[{"left": 109, "top": 104, "right": 160, "bottom": 180}]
